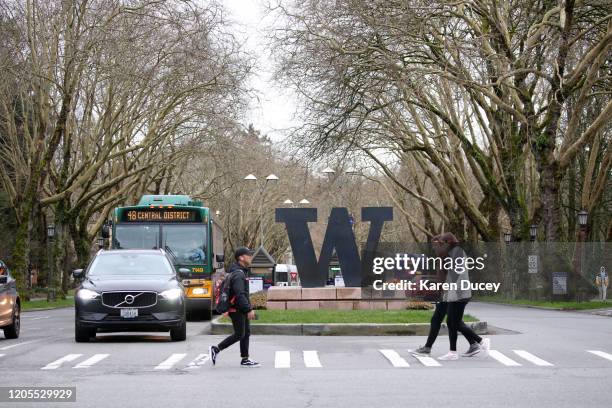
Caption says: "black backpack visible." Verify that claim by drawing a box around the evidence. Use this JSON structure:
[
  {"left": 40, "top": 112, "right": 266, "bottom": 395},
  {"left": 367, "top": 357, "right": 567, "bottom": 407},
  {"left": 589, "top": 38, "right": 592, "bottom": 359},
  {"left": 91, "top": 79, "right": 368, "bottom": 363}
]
[{"left": 215, "top": 273, "right": 235, "bottom": 314}]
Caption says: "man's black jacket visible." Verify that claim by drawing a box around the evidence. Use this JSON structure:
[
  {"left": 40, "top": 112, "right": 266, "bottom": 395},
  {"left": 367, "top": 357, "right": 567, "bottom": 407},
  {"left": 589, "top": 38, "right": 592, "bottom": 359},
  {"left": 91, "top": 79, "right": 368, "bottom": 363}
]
[{"left": 227, "top": 263, "right": 252, "bottom": 313}]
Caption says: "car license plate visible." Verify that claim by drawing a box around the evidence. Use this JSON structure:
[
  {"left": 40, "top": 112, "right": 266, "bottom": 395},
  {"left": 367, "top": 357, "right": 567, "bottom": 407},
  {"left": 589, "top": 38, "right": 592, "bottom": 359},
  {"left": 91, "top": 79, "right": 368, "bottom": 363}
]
[{"left": 120, "top": 308, "right": 138, "bottom": 318}]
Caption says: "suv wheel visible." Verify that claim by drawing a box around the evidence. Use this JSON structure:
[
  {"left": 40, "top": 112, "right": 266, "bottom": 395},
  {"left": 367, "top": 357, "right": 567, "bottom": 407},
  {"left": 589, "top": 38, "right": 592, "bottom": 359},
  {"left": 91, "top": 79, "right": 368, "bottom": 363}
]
[
  {"left": 170, "top": 319, "right": 186, "bottom": 341},
  {"left": 3, "top": 303, "right": 20, "bottom": 339},
  {"left": 75, "top": 321, "right": 94, "bottom": 342}
]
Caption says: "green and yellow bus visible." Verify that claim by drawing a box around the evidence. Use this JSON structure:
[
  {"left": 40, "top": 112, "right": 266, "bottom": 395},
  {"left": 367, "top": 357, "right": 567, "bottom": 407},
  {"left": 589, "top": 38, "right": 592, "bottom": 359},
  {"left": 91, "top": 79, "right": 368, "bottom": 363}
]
[{"left": 107, "top": 195, "right": 225, "bottom": 319}]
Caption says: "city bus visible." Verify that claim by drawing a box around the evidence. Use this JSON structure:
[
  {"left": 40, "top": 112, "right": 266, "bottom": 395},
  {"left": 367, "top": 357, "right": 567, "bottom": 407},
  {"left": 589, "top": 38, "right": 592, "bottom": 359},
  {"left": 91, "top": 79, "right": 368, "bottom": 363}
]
[{"left": 106, "top": 195, "right": 225, "bottom": 319}]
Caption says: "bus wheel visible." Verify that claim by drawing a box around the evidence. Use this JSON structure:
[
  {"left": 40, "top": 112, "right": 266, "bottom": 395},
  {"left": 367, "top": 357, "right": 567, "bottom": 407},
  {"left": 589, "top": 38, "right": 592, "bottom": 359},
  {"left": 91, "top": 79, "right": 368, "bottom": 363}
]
[{"left": 200, "top": 309, "right": 212, "bottom": 321}]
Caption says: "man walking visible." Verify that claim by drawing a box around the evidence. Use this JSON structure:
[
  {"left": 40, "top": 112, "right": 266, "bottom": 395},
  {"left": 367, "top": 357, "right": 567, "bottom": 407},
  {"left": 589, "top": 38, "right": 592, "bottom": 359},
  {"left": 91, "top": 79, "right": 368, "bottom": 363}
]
[
  {"left": 596, "top": 267, "right": 608, "bottom": 301},
  {"left": 209, "top": 247, "right": 260, "bottom": 367}
]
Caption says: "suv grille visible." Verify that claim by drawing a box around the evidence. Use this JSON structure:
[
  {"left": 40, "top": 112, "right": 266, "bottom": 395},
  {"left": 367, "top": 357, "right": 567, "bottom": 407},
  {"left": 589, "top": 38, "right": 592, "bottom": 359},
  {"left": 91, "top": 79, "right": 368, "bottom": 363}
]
[{"left": 101, "top": 291, "right": 157, "bottom": 308}]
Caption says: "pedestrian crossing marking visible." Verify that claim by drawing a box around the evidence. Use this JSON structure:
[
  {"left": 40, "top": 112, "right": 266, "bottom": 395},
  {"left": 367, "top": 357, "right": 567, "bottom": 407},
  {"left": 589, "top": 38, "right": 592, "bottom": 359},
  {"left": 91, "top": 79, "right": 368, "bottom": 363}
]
[
  {"left": 488, "top": 350, "right": 521, "bottom": 366},
  {"left": 74, "top": 354, "right": 109, "bottom": 369},
  {"left": 303, "top": 350, "right": 322, "bottom": 368},
  {"left": 412, "top": 354, "right": 442, "bottom": 367},
  {"left": 0, "top": 340, "right": 40, "bottom": 350},
  {"left": 379, "top": 349, "right": 410, "bottom": 367},
  {"left": 185, "top": 353, "right": 209, "bottom": 369},
  {"left": 42, "top": 354, "right": 83, "bottom": 370},
  {"left": 275, "top": 351, "right": 291, "bottom": 368},
  {"left": 154, "top": 353, "right": 187, "bottom": 370},
  {"left": 586, "top": 350, "right": 612, "bottom": 362},
  {"left": 513, "top": 350, "right": 553, "bottom": 366}
]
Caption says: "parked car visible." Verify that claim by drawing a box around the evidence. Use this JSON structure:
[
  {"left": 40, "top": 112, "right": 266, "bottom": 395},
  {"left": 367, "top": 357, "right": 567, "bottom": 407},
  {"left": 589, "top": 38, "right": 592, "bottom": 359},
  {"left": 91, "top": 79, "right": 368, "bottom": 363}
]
[
  {"left": 0, "top": 260, "right": 20, "bottom": 339},
  {"left": 73, "top": 249, "right": 186, "bottom": 342}
]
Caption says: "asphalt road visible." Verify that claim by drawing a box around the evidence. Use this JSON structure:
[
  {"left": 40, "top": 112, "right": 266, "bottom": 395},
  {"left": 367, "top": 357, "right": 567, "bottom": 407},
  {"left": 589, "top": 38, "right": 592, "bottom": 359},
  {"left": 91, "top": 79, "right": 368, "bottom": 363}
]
[{"left": 2, "top": 302, "right": 611, "bottom": 408}]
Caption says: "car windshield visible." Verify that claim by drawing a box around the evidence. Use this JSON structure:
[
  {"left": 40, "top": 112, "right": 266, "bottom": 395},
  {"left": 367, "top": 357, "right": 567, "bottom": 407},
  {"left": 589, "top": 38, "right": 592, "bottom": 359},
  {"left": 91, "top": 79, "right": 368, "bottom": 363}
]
[
  {"left": 114, "top": 225, "right": 159, "bottom": 249},
  {"left": 162, "top": 225, "right": 207, "bottom": 265},
  {"left": 88, "top": 253, "right": 174, "bottom": 276}
]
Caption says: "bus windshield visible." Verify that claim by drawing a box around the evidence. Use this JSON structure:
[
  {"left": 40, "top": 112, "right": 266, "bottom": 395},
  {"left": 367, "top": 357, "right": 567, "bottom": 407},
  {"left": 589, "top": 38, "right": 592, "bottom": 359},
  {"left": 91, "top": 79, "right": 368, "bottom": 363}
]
[
  {"left": 114, "top": 225, "right": 159, "bottom": 249},
  {"left": 162, "top": 225, "right": 207, "bottom": 265}
]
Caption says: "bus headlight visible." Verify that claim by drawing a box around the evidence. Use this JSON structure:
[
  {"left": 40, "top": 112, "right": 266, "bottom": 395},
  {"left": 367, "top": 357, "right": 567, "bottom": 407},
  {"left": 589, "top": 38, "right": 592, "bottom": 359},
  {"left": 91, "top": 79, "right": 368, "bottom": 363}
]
[
  {"left": 77, "top": 289, "right": 100, "bottom": 301},
  {"left": 160, "top": 288, "right": 183, "bottom": 301},
  {"left": 192, "top": 288, "right": 208, "bottom": 295}
]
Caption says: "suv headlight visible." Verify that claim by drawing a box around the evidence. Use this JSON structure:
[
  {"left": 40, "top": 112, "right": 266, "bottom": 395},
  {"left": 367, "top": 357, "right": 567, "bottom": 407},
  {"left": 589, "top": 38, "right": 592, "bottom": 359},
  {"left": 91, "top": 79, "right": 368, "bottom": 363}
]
[
  {"left": 77, "top": 289, "right": 100, "bottom": 301},
  {"left": 160, "top": 288, "right": 183, "bottom": 301}
]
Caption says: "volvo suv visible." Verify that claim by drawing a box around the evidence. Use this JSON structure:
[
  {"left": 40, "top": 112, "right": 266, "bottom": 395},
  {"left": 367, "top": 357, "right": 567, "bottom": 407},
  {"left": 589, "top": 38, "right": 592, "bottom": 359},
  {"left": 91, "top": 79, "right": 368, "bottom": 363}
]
[
  {"left": 73, "top": 249, "right": 186, "bottom": 342},
  {"left": 0, "top": 260, "right": 20, "bottom": 339}
]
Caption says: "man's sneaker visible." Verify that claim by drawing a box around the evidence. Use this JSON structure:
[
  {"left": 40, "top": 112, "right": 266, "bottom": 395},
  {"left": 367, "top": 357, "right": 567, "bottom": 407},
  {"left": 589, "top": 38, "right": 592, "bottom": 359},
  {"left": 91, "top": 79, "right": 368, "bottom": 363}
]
[
  {"left": 437, "top": 351, "right": 459, "bottom": 361},
  {"left": 209, "top": 345, "right": 219, "bottom": 366},
  {"left": 240, "top": 358, "right": 261, "bottom": 367},
  {"left": 409, "top": 345, "right": 432, "bottom": 356},
  {"left": 479, "top": 338, "right": 491, "bottom": 355},
  {"left": 461, "top": 343, "right": 482, "bottom": 357}
]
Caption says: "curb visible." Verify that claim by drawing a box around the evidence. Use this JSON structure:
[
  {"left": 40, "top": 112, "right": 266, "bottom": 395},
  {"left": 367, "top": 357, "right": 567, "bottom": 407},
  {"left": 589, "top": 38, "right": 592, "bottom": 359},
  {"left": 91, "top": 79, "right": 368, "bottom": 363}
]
[
  {"left": 474, "top": 300, "right": 612, "bottom": 313},
  {"left": 211, "top": 316, "right": 487, "bottom": 336},
  {"left": 22, "top": 306, "right": 73, "bottom": 312}
]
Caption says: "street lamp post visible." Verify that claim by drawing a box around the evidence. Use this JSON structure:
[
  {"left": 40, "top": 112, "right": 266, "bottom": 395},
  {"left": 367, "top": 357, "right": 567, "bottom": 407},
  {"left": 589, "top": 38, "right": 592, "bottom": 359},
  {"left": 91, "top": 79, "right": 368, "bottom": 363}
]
[
  {"left": 245, "top": 173, "right": 279, "bottom": 248},
  {"left": 575, "top": 210, "right": 589, "bottom": 292},
  {"left": 530, "top": 224, "right": 538, "bottom": 242},
  {"left": 46, "top": 224, "right": 55, "bottom": 302}
]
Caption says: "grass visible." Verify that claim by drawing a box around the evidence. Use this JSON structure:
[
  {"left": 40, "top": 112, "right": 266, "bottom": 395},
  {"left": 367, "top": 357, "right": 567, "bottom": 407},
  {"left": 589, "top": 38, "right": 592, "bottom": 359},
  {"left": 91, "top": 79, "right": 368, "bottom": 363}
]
[
  {"left": 21, "top": 289, "right": 74, "bottom": 310},
  {"left": 475, "top": 296, "right": 611, "bottom": 310},
  {"left": 22, "top": 296, "right": 74, "bottom": 311},
  {"left": 220, "top": 309, "right": 477, "bottom": 324}
]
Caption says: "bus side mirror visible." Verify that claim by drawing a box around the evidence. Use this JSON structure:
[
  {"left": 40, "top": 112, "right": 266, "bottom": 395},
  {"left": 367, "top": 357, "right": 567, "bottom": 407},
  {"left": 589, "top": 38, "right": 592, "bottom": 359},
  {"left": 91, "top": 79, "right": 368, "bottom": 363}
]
[
  {"left": 215, "top": 254, "right": 225, "bottom": 263},
  {"left": 101, "top": 225, "right": 110, "bottom": 239},
  {"left": 72, "top": 269, "right": 84, "bottom": 279},
  {"left": 178, "top": 268, "right": 190, "bottom": 278}
]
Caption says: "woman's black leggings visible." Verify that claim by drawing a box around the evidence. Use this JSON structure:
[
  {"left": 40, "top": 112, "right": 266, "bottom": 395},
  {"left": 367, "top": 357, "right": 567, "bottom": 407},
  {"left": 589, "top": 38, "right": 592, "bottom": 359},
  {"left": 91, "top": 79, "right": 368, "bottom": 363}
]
[
  {"left": 425, "top": 301, "right": 447, "bottom": 348},
  {"left": 447, "top": 300, "right": 482, "bottom": 351}
]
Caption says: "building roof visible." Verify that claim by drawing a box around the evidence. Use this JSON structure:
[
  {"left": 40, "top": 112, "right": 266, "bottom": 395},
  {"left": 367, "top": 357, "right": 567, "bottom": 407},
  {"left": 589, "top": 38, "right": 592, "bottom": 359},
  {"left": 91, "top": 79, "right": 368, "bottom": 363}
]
[{"left": 251, "top": 246, "right": 276, "bottom": 268}]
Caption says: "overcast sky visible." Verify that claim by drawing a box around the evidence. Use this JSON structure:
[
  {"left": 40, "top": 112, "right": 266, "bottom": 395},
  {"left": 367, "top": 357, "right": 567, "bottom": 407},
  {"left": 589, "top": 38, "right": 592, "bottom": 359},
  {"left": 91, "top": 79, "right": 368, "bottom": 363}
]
[{"left": 223, "top": 0, "right": 299, "bottom": 142}]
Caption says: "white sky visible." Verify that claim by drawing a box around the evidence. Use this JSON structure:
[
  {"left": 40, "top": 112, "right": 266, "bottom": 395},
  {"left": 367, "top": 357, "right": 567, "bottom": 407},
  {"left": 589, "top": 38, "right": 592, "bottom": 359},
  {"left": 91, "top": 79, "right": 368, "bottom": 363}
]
[{"left": 223, "top": 0, "right": 299, "bottom": 142}]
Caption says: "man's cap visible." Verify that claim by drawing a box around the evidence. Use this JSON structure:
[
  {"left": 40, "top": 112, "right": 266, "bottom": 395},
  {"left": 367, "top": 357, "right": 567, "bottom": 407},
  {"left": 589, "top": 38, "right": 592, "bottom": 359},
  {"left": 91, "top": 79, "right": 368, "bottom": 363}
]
[{"left": 234, "top": 246, "right": 254, "bottom": 260}]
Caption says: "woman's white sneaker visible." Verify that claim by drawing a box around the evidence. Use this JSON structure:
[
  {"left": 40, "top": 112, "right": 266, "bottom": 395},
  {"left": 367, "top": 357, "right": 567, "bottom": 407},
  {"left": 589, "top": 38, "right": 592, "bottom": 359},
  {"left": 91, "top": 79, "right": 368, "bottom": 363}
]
[
  {"left": 437, "top": 351, "right": 459, "bottom": 361},
  {"left": 479, "top": 338, "right": 491, "bottom": 356}
]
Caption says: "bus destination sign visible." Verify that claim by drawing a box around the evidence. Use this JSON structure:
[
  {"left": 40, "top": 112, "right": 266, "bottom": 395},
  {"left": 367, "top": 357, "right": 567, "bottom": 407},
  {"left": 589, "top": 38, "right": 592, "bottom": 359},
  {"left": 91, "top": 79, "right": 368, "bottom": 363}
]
[{"left": 121, "top": 209, "right": 200, "bottom": 223}]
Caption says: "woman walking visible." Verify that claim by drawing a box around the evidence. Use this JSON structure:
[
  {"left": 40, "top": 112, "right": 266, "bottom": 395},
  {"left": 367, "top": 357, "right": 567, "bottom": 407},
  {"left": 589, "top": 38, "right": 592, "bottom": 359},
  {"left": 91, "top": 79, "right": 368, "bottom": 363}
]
[{"left": 434, "top": 233, "right": 490, "bottom": 361}]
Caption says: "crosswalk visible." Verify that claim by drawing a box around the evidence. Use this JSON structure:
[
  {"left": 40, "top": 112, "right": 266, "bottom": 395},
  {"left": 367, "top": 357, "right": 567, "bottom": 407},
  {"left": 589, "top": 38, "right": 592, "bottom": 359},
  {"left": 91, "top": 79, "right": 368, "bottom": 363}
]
[{"left": 1, "top": 349, "right": 611, "bottom": 371}]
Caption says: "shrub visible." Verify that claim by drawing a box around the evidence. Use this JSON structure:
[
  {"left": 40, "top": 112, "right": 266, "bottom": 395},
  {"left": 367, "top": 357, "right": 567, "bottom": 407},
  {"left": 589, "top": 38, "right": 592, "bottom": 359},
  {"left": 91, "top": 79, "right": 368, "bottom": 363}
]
[
  {"left": 250, "top": 291, "right": 267, "bottom": 310},
  {"left": 406, "top": 301, "right": 433, "bottom": 310}
]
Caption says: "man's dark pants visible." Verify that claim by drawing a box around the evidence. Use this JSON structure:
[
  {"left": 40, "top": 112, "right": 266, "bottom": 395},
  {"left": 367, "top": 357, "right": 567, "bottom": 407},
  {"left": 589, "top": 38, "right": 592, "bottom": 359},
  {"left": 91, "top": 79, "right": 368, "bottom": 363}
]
[{"left": 217, "top": 311, "right": 250, "bottom": 358}]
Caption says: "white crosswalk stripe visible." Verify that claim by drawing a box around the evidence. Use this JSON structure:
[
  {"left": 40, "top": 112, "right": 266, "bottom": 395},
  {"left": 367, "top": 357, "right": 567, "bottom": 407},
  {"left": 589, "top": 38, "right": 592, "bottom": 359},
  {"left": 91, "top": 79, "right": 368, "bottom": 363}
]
[
  {"left": 513, "top": 350, "right": 553, "bottom": 366},
  {"left": 488, "top": 350, "right": 521, "bottom": 366},
  {"left": 184, "top": 354, "right": 210, "bottom": 369},
  {"left": 379, "top": 349, "right": 410, "bottom": 367},
  {"left": 412, "top": 354, "right": 442, "bottom": 367},
  {"left": 0, "top": 340, "right": 40, "bottom": 350},
  {"left": 275, "top": 351, "right": 291, "bottom": 368},
  {"left": 42, "top": 354, "right": 83, "bottom": 370},
  {"left": 74, "top": 354, "right": 109, "bottom": 369},
  {"left": 303, "top": 350, "right": 322, "bottom": 368},
  {"left": 586, "top": 350, "right": 612, "bottom": 362},
  {"left": 154, "top": 353, "right": 187, "bottom": 370}
]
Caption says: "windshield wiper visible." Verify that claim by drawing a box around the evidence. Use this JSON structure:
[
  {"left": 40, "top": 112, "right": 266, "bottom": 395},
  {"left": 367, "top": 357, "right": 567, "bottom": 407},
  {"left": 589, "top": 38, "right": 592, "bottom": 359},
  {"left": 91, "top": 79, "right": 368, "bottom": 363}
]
[{"left": 164, "top": 245, "right": 178, "bottom": 262}]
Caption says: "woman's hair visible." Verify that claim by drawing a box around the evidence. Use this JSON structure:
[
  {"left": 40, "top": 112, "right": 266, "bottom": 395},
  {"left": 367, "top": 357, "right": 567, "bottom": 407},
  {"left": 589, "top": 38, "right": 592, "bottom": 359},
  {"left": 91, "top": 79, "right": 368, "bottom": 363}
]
[{"left": 432, "top": 232, "right": 459, "bottom": 246}]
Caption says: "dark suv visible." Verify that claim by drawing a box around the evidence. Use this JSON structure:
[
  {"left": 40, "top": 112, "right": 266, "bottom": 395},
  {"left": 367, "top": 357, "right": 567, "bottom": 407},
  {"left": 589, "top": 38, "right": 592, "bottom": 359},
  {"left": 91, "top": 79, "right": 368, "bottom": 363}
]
[
  {"left": 73, "top": 249, "right": 186, "bottom": 342},
  {"left": 0, "top": 260, "right": 20, "bottom": 339}
]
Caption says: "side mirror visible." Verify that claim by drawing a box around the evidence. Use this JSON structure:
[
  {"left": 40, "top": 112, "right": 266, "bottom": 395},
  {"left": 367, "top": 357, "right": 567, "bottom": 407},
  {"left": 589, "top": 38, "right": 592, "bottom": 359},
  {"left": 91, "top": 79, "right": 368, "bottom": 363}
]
[
  {"left": 72, "top": 269, "right": 84, "bottom": 279},
  {"left": 215, "top": 254, "right": 225, "bottom": 263},
  {"left": 178, "top": 268, "right": 190, "bottom": 277},
  {"left": 101, "top": 225, "right": 110, "bottom": 239},
  {"left": 0, "top": 276, "right": 7, "bottom": 285}
]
